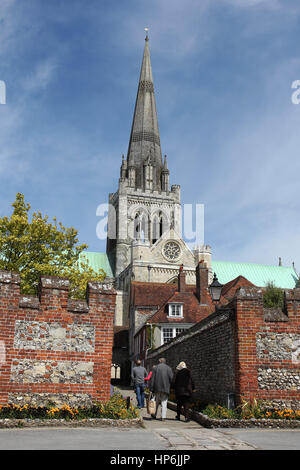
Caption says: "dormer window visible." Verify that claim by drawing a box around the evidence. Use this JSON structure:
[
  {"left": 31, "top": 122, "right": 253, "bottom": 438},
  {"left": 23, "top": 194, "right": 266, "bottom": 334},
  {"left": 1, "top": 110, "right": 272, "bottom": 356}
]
[{"left": 168, "top": 303, "right": 183, "bottom": 317}]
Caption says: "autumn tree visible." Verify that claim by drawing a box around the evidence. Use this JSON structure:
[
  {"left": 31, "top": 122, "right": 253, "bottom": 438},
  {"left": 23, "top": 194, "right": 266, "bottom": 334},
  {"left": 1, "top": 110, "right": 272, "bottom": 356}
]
[{"left": 0, "top": 193, "right": 105, "bottom": 298}]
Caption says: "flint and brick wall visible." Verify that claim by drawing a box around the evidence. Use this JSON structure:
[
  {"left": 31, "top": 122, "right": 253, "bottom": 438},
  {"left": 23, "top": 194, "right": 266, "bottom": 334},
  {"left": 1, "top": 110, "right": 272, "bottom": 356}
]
[
  {"left": 0, "top": 271, "right": 116, "bottom": 407},
  {"left": 235, "top": 287, "right": 300, "bottom": 409},
  {"left": 147, "top": 287, "right": 300, "bottom": 409}
]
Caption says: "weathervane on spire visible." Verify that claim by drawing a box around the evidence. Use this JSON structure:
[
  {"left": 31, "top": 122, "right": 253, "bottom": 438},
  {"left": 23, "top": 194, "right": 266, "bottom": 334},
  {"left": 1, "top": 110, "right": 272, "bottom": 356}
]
[{"left": 144, "top": 27, "right": 149, "bottom": 41}]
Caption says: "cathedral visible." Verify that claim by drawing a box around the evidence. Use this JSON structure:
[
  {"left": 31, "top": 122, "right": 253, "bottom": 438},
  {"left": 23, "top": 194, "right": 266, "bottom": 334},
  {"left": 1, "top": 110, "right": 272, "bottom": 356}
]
[
  {"left": 105, "top": 33, "right": 212, "bottom": 326},
  {"left": 83, "top": 34, "right": 298, "bottom": 378}
]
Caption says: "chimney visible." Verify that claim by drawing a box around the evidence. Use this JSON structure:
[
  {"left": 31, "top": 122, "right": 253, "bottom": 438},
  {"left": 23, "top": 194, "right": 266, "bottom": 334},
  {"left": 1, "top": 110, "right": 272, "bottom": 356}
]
[
  {"left": 196, "top": 261, "right": 208, "bottom": 305},
  {"left": 178, "top": 265, "right": 186, "bottom": 292}
]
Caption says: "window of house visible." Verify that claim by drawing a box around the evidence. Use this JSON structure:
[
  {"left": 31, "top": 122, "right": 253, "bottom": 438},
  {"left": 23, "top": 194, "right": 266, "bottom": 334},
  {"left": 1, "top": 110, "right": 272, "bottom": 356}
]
[
  {"left": 175, "top": 327, "right": 185, "bottom": 336},
  {"left": 162, "top": 328, "right": 174, "bottom": 344},
  {"left": 162, "top": 326, "right": 187, "bottom": 344},
  {"left": 168, "top": 303, "right": 183, "bottom": 317}
]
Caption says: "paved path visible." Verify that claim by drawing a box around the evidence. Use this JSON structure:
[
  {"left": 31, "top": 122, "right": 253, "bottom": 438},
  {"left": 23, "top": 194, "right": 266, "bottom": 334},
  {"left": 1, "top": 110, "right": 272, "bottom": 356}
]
[
  {"left": 122, "top": 387, "right": 300, "bottom": 451},
  {"left": 120, "top": 387, "right": 256, "bottom": 451},
  {"left": 140, "top": 412, "right": 255, "bottom": 450}
]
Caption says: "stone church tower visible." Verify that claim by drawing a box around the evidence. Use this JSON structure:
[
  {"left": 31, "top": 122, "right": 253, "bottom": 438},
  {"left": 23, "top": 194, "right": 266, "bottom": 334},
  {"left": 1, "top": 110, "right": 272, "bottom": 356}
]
[{"left": 106, "top": 34, "right": 212, "bottom": 326}]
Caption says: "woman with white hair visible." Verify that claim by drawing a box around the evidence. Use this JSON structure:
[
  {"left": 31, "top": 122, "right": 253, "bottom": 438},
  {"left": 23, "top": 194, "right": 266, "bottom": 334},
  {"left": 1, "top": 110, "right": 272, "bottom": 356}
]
[{"left": 174, "top": 361, "right": 195, "bottom": 422}]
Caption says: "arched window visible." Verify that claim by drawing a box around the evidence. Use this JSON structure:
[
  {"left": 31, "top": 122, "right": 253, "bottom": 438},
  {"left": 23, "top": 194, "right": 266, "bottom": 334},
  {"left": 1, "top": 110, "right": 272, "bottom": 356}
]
[
  {"left": 151, "top": 211, "right": 168, "bottom": 244},
  {"left": 134, "top": 211, "right": 149, "bottom": 242},
  {"left": 159, "top": 211, "right": 164, "bottom": 238},
  {"left": 152, "top": 214, "right": 159, "bottom": 244},
  {"left": 134, "top": 213, "right": 141, "bottom": 239},
  {"left": 111, "top": 363, "right": 121, "bottom": 380}
]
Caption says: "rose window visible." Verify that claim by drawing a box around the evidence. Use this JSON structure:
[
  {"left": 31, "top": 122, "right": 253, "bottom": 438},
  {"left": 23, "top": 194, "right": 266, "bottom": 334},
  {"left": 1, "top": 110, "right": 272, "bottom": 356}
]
[{"left": 163, "top": 241, "right": 181, "bottom": 261}]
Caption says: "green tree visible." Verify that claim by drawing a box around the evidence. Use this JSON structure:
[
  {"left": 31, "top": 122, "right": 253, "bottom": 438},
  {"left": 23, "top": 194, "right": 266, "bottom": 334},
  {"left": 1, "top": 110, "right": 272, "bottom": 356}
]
[{"left": 0, "top": 193, "right": 105, "bottom": 298}]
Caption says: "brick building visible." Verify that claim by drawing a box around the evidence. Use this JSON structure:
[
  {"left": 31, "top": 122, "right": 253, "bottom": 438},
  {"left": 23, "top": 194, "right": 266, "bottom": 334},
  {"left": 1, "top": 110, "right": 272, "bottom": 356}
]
[{"left": 132, "top": 263, "right": 255, "bottom": 366}]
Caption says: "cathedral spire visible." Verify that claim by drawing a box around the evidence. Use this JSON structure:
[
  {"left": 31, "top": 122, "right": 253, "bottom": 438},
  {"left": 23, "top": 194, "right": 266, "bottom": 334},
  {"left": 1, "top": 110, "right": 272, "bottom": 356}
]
[{"left": 126, "top": 34, "right": 162, "bottom": 189}]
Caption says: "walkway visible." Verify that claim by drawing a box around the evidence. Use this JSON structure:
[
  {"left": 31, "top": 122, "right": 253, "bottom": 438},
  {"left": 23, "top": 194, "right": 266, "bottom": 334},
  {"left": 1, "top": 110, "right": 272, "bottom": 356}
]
[{"left": 119, "top": 387, "right": 256, "bottom": 451}]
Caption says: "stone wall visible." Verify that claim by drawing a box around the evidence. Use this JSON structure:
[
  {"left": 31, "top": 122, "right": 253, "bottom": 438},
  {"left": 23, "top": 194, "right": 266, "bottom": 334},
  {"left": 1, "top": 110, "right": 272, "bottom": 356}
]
[
  {"left": 0, "top": 271, "right": 116, "bottom": 406},
  {"left": 147, "top": 287, "right": 300, "bottom": 409},
  {"left": 147, "top": 308, "right": 236, "bottom": 405},
  {"left": 234, "top": 287, "right": 300, "bottom": 409}
]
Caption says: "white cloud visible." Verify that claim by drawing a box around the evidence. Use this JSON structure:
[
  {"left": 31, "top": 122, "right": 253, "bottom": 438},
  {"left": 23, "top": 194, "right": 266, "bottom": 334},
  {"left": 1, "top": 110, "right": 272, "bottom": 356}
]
[{"left": 22, "top": 58, "right": 58, "bottom": 93}]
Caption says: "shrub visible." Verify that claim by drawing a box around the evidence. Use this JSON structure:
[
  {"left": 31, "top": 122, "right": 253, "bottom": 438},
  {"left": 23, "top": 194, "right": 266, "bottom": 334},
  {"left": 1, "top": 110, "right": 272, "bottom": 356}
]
[
  {"left": 200, "top": 403, "right": 238, "bottom": 419},
  {"left": 263, "top": 282, "right": 284, "bottom": 310},
  {"left": 238, "top": 398, "right": 265, "bottom": 419}
]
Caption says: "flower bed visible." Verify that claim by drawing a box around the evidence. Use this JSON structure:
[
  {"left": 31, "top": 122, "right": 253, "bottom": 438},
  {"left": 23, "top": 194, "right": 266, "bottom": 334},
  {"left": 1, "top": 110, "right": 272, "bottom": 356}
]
[
  {"left": 167, "top": 399, "right": 300, "bottom": 429},
  {"left": 0, "top": 393, "right": 144, "bottom": 428}
]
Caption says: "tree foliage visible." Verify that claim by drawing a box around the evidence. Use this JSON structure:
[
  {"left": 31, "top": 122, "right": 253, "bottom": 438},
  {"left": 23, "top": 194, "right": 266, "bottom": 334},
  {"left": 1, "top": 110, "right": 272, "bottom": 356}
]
[{"left": 0, "top": 193, "right": 105, "bottom": 298}]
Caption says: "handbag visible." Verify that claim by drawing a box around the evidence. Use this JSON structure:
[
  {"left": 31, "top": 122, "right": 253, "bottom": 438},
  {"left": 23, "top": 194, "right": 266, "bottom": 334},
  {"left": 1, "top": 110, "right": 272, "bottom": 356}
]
[{"left": 147, "top": 392, "right": 156, "bottom": 415}]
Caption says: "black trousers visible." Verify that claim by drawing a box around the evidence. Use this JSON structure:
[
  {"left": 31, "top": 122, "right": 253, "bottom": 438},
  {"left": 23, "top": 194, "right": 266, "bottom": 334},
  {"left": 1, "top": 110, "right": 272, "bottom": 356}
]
[{"left": 176, "top": 395, "right": 191, "bottom": 418}]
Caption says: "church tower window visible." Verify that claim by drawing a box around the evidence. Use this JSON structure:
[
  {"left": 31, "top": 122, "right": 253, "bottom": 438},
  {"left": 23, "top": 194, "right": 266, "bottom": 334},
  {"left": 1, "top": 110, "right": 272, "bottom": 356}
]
[{"left": 163, "top": 241, "right": 181, "bottom": 262}]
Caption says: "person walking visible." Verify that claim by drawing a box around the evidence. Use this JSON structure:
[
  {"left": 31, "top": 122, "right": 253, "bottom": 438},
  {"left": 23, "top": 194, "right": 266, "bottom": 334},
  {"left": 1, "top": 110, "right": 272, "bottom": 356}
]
[
  {"left": 131, "top": 359, "right": 148, "bottom": 409},
  {"left": 149, "top": 358, "right": 173, "bottom": 421},
  {"left": 174, "top": 361, "right": 195, "bottom": 422}
]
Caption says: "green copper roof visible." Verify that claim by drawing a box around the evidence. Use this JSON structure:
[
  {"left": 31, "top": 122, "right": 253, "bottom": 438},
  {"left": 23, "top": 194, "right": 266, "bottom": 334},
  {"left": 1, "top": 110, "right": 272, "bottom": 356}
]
[
  {"left": 80, "top": 252, "right": 113, "bottom": 278},
  {"left": 80, "top": 252, "right": 298, "bottom": 289},
  {"left": 212, "top": 260, "right": 298, "bottom": 289}
]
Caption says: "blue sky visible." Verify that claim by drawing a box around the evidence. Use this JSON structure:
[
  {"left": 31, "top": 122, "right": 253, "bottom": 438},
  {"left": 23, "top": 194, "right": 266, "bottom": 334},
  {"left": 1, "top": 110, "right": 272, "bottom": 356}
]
[{"left": 1, "top": 0, "right": 300, "bottom": 271}]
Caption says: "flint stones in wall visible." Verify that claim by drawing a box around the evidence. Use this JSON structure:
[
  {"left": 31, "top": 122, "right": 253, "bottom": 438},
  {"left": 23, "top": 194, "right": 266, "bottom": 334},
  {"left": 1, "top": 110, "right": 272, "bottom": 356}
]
[
  {"left": 256, "top": 332, "right": 300, "bottom": 363},
  {"left": 10, "top": 360, "right": 94, "bottom": 384},
  {"left": 8, "top": 392, "right": 93, "bottom": 407},
  {"left": 14, "top": 320, "right": 95, "bottom": 352},
  {"left": 258, "top": 367, "right": 300, "bottom": 391}
]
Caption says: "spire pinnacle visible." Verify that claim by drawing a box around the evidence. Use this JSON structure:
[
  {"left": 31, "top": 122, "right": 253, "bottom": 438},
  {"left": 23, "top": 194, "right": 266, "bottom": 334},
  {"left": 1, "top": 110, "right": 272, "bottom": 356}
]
[
  {"left": 164, "top": 155, "right": 168, "bottom": 169},
  {"left": 126, "top": 34, "right": 162, "bottom": 189}
]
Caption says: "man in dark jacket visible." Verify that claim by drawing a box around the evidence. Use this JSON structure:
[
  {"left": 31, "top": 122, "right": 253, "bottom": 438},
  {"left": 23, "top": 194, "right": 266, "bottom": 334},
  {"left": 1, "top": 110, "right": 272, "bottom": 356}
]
[
  {"left": 174, "top": 361, "right": 196, "bottom": 422},
  {"left": 150, "top": 358, "right": 173, "bottom": 421}
]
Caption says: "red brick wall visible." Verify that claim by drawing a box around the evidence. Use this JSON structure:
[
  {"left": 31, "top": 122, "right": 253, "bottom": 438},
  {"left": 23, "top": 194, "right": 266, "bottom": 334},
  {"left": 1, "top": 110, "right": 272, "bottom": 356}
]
[
  {"left": 0, "top": 271, "right": 116, "bottom": 406},
  {"left": 235, "top": 287, "right": 300, "bottom": 408}
]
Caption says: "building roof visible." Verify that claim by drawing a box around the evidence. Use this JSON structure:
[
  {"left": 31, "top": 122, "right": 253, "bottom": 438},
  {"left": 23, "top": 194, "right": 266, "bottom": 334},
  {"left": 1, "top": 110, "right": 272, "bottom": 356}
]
[
  {"left": 212, "top": 260, "right": 298, "bottom": 289},
  {"left": 218, "top": 275, "right": 255, "bottom": 306},
  {"left": 131, "top": 281, "right": 178, "bottom": 307},
  {"left": 148, "top": 289, "right": 212, "bottom": 325},
  {"left": 81, "top": 251, "right": 299, "bottom": 290},
  {"left": 132, "top": 274, "right": 254, "bottom": 330},
  {"left": 80, "top": 251, "right": 113, "bottom": 278},
  {"left": 131, "top": 280, "right": 212, "bottom": 329}
]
